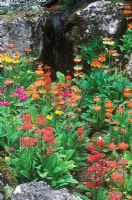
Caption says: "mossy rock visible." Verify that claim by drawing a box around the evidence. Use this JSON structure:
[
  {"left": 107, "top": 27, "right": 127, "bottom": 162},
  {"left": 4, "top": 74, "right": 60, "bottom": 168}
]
[{"left": 0, "top": 159, "right": 18, "bottom": 189}]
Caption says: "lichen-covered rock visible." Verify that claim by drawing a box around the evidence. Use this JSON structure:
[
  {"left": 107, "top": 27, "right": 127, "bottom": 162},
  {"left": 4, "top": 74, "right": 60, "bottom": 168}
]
[
  {"left": 0, "top": 8, "right": 73, "bottom": 71},
  {"left": 0, "top": 174, "right": 4, "bottom": 192},
  {"left": 0, "top": 193, "right": 4, "bottom": 200},
  {"left": 65, "top": 1, "right": 125, "bottom": 53},
  {"left": 11, "top": 181, "right": 81, "bottom": 200},
  {"left": 0, "top": 159, "right": 18, "bottom": 188},
  {"left": 126, "top": 53, "right": 132, "bottom": 79}
]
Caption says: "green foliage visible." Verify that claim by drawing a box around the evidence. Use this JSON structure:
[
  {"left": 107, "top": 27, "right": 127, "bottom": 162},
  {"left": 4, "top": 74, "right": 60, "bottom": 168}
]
[
  {"left": 61, "top": 0, "right": 74, "bottom": 11},
  {"left": 78, "top": 37, "right": 104, "bottom": 64},
  {"left": 77, "top": 68, "right": 132, "bottom": 131},
  {"left": 120, "top": 29, "right": 132, "bottom": 55}
]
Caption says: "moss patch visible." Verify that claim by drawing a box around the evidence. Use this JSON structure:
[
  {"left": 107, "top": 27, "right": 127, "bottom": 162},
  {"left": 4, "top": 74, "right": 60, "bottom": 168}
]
[{"left": 0, "top": 159, "right": 18, "bottom": 188}]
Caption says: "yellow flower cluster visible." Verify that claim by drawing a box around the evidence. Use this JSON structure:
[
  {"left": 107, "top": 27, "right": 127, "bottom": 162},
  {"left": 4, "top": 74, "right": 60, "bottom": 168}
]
[
  {"left": 55, "top": 110, "right": 63, "bottom": 115},
  {"left": 0, "top": 53, "right": 20, "bottom": 66},
  {"left": 103, "top": 38, "right": 115, "bottom": 46},
  {"left": 46, "top": 115, "right": 52, "bottom": 120}
]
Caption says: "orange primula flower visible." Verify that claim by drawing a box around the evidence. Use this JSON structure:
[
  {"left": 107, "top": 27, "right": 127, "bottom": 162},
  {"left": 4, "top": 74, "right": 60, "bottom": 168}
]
[
  {"left": 4, "top": 78, "right": 14, "bottom": 85},
  {"left": 128, "top": 99, "right": 132, "bottom": 108},
  {"left": 109, "top": 50, "right": 119, "bottom": 57},
  {"left": 128, "top": 23, "right": 132, "bottom": 29},
  {"left": 128, "top": 118, "right": 132, "bottom": 123},
  {"left": 124, "top": 87, "right": 131, "bottom": 93},
  {"left": 24, "top": 47, "right": 32, "bottom": 52},
  {"left": 38, "top": 89, "right": 46, "bottom": 94},
  {"left": 74, "top": 88, "right": 82, "bottom": 93},
  {"left": 65, "top": 75, "right": 72, "bottom": 80},
  {"left": 113, "top": 120, "right": 120, "bottom": 125},
  {"left": 71, "top": 103, "right": 77, "bottom": 107},
  {"left": 124, "top": 87, "right": 131, "bottom": 97},
  {"left": 123, "top": 5, "right": 132, "bottom": 15},
  {"left": 113, "top": 126, "right": 119, "bottom": 131},
  {"left": 93, "top": 106, "right": 101, "bottom": 111},
  {"left": 22, "top": 113, "right": 32, "bottom": 121},
  {"left": 58, "top": 100, "right": 65, "bottom": 105},
  {"left": 36, "top": 70, "right": 44, "bottom": 76},
  {"left": 93, "top": 96, "right": 101, "bottom": 103},
  {"left": 73, "top": 66, "right": 83, "bottom": 71},
  {"left": 74, "top": 72, "right": 80, "bottom": 77},
  {"left": 106, "top": 108, "right": 114, "bottom": 113},
  {"left": 35, "top": 80, "right": 44, "bottom": 87},
  {"left": 128, "top": 110, "right": 132, "bottom": 115},
  {"left": 91, "top": 60, "right": 102, "bottom": 68},
  {"left": 73, "top": 56, "right": 81, "bottom": 63},
  {"left": 105, "top": 100, "right": 113, "bottom": 109},
  {"left": 116, "top": 106, "right": 125, "bottom": 114},
  {"left": 105, "top": 112, "right": 113, "bottom": 118},
  {"left": 7, "top": 43, "right": 14, "bottom": 48},
  {"left": 123, "top": 5, "right": 131, "bottom": 10},
  {"left": 98, "top": 55, "right": 106, "bottom": 62},
  {"left": 32, "top": 93, "right": 40, "bottom": 99},
  {"left": 105, "top": 119, "right": 111, "bottom": 123}
]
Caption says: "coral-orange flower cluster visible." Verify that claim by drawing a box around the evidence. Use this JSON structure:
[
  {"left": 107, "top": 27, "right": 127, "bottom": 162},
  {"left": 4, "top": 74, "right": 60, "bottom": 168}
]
[
  {"left": 105, "top": 100, "right": 113, "bottom": 119},
  {"left": 124, "top": 87, "right": 131, "bottom": 98},
  {"left": 91, "top": 55, "right": 106, "bottom": 68},
  {"left": 123, "top": 5, "right": 132, "bottom": 15}
]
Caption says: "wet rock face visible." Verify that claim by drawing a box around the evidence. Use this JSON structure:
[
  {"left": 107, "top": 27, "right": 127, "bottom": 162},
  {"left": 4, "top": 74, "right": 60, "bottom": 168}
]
[{"left": 11, "top": 181, "right": 81, "bottom": 200}]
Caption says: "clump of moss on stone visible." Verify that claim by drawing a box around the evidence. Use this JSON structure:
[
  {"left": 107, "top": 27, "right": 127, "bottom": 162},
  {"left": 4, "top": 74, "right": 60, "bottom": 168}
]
[{"left": 0, "top": 158, "right": 18, "bottom": 188}]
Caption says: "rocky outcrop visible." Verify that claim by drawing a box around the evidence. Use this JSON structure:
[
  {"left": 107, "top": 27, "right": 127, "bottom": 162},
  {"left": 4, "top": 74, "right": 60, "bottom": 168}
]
[
  {"left": 0, "top": 1, "right": 126, "bottom": 71},
  {"left": 126, "top": 53, "right": 132, "bottom": 79},
  {"left": 65, "top": 1, "right": 125, "bottom": 53},
  {"left": 0, "top": 174, "right": 4, "bottom": 200},
  {"left": 11, "top": 181, "right": 81, "bottom": 200},
  {"left": 0, "top": 159, "right": 18, "bottom": 199},
  {"left": 0, "top": 159, "right": 18, "bottom": 190}
]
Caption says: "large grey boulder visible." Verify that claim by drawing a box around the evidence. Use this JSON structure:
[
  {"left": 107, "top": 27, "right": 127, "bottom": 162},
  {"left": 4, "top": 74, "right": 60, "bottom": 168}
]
[
  {"left": 65, "top": 1, "right": 125, "bottom": 53},
  {"left": 11, "top": 181, "right": 81, "bottom": 200}
]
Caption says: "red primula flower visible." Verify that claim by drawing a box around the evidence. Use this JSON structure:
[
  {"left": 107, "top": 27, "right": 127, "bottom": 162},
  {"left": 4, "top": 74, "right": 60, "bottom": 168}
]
[
  {"left": 77, "top": 127, "right": 85, "bottom": 135},
  {"left": 118, "top": 142, "right": 129, "bottom": 150},
  {"left": 65, "top": 75, "right": 72, "bottom": 80},
  {"left": 77, "top": 136, "right": 84, "bottom": 142},
  {"left": 105, "top": 160, "right": 117, "bottom": 168},
  {"left": 42, "top": 126, "right": 54, "bottom": 143},
  {"left": 108, "top": 143, "right": 117, "bottom": 151},
  {"left": 111, "top": 171, "right": 125, "bottom": 185},
  {"left": 22, "top": 122, "right": 33, "bottom": 130},
  {"left": 22, "top": 113, "right": 32, "bottom": 121},
  {"left": 35, "top": 128, "right": 43, "bottom": 135},
  {"left": 88, "top": 153, "right": 105, "bottom": 163},
  {"left": 36, "top": 115, "right": 46, "bottom": 125},
  {"left": 87, "top": 143, "right": 96, "bottom": 152},
  {"left": 85, "top": 182, "right": 95, "bottom": 189},
  {"left": 97, "top": 140, "right": 106, "bottom": 147},
  {"left": 20, "top": 136, "right": 38, "bottom": 148},
  {"left": 46, "top": 148, "right": 54, "bottom": 154},
  {"left": 119, "top": 159, "right": 128, "bottom": 166},
  {"left": 109, "top": 192, "right": 122, "bottom": 200}
]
